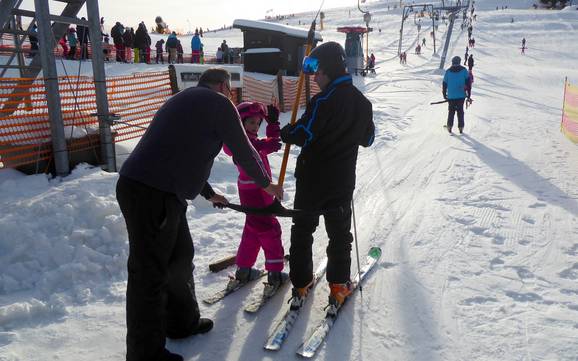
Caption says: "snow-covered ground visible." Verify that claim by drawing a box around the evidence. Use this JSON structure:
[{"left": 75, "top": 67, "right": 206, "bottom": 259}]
[{"left": 2, "top": 1, "right": 578, "bottom": 360}]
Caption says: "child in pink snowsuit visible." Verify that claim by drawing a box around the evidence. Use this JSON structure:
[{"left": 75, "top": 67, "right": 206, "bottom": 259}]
[{"left": 223, "top": 101, "right": 285, "bottom": 285}]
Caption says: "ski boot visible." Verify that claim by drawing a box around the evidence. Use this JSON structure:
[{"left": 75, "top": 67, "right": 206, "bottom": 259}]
[
  {"left": 327, "top": 282, "right": 353, "bottom": 316},
  {"left": 447, "top": 126, "right": 453, "bottom": 134},
  {"left": 459, "top": 127, "right": 463, "bottom": 134},
  {"left": 227, "top": 267, "right": 262, "bottom": 290},
  {"left": 263, "top": 271, "right": 289, "bottom": 297},
  {"left": 289, "top": 279, "right": 314, "bottom": 310}
]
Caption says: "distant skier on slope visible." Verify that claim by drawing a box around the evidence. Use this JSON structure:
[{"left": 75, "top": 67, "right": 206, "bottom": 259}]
[
  {"left": 280, "top": 42, "right": 375, "bottom": 313},
  {"left": 521, "top": 37, "right": 526, "bottom": 54},
  {"left": 223, "top": 102, "right": 286, "bottom": 295},
  {"left": 442, "top": 56, "right": 472, "bottom": 134},
  {"left": 467, "top": 54, "right": 474, "bottom": 71}
]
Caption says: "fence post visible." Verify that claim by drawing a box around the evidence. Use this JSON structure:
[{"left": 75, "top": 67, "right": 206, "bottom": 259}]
[
  {"left": 168, "top": 65, "right": 180, "bottom": 94},
  {"left": 34, "top": 0, "right": 69, "bottom": 176},
  {"left": 86, "top": 0, "right": 116, "bottom": 172},
  {"left": 561, "top": 77, "right": 567, "bottom": 131},
  {"left": 276, "top": 70, "right": 285, "bottom": 112}
]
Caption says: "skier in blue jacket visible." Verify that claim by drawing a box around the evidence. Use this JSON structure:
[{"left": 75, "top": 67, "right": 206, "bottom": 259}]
[
  {"left": 442, "top": 56, "right": 472, "bottom": 134},
  {"left": 191, "top": 33, "right": 202, "bottom": 63}
]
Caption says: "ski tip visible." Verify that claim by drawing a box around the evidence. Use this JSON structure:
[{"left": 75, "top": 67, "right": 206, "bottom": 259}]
[
  {"left": 296, "top": 348, "right": 314, "bottom": 358},
  {"left": 368, "top": 246, "right": 382, "bottom": 259},
  {"left": 264, "top": 344, "right": 281, "bottom": 351}
]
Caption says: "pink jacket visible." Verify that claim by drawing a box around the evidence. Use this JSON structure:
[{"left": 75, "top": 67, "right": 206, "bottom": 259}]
[{"left": 223, "top": 122, "right": 281, "bottom": 190}]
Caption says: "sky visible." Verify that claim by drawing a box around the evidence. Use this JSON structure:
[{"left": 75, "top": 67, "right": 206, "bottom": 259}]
[{"left": 19, "top": 0, "right": 368, "bottom": 33}]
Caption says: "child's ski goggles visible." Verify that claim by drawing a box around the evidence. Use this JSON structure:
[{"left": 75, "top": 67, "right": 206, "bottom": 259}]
[{"left": 302, "top": 56, "right": 320, "bottom": 74}]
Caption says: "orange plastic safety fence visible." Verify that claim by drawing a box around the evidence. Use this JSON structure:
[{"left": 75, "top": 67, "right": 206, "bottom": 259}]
[
  {"left": 241, "top": 74, "right": 320, "bottom": 112},
  {"left": 0, "top": 71, "right": 172, "bottom": 169}
]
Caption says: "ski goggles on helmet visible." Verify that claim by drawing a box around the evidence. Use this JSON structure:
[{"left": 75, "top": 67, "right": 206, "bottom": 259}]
[{"left": 302, "top": 56, "right": 320, "bottom": 74}]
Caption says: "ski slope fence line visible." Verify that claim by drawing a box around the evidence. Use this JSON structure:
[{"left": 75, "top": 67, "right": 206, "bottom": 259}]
[
  {"left": 561, "top": 78, "right": 578, "bottom": 144},
  {"left": 0, "top": 70, "right": 319, "bottom": 171},
  {"left": 0, "top": 71, "right": 172, "bottom": 170}
]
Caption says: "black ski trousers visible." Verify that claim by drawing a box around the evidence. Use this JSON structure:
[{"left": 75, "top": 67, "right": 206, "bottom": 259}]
[
  {"left": 289, "top": 185, "right": 354, "bottom": 288},
  {"left": 116, "top": 176, "right": 199, "bottom": 361},
  {"left": 447, "top": 98, "right": 465, "bottom": 130}
]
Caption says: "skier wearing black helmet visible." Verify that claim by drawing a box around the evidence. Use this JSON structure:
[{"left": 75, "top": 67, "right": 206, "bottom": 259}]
[{"left": 280, "top": 41, "right": 375, "bottom": 313}]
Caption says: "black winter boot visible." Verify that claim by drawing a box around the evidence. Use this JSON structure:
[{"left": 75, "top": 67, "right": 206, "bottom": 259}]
[
  {"left": 166, "top": 318, "right": 213, "bottom": 339},
  {"left": 162, "top": 348, "right": 183, "bottom": 361}
]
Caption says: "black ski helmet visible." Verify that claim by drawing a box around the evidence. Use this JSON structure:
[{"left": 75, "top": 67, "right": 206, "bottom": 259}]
[{"left": 308, "top": 41, "right": 347, "bottom": 80}]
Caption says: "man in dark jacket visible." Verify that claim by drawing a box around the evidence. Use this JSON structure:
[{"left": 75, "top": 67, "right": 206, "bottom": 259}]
[
  {"left": 280, "top": 42, "right": 374, "bottom": 313},
  {"left": 134, "top": 23, "right": 149, "bottom": 63},
  {"left": 117, "top": 68, "right": 283, "bottom": 361},
  {"left": 111, "top": 22, "right": 125, "bottom": 62},
  {"left": 123, "top": 28, "right": 134, "bottom": 63},
  {"left": 443, "top": 56, "right": 472, "bottom": 134}
]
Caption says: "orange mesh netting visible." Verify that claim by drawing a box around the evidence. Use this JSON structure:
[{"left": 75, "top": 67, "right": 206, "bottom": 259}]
[
  {"left": 0, "top": 68, "right": 318, "bottom": 170},
  {"left": 0, "top": 71, "right": 172, "bottom": 169}
]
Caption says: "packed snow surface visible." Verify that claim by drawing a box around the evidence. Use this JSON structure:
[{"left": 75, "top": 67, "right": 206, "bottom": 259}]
[{"left": 1, "top": 1, "right": 578, "bottom": 360}]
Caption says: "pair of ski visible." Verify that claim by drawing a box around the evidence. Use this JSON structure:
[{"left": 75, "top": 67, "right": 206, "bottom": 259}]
[
  {"left": 202, "top": 247, "right": 382, "bottom": 358},
  {"left": 203, "top": 270, "right": 287, "bottom": 313},
  {"left": 266, "top": 246, "right": 382, "bottom": 358},
  {"left": 203, "top": 256, "right": 290, "bottom": 312}
]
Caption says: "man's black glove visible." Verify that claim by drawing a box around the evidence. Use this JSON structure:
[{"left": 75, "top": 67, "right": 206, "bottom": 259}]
[{"left": 266, "top": 104, "right": 280, "bottom": 124}]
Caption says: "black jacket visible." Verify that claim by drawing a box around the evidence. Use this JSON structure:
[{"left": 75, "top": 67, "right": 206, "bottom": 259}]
[
  {"left": 134, "top": 26, "right": 148, "bottom": 49},
  {"left": 111, "top": 24, "right": 124, "bottom": 45},
  {"left": 281, "top": 75, "right": 374, "bottom": 196},
  {"left": 123, "top": 30, "right": 134, "bottom": 48},
  {"left": 120, "top": 85, "right": 270, "bottom": 202}
]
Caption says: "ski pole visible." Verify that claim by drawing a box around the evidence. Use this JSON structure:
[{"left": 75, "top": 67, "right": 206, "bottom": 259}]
[
  {"left": 351, "top": 198, "right": 363, "bottom": 297},
  {"left": 430, "top": 99, "right": 449, "bottom": 105}
]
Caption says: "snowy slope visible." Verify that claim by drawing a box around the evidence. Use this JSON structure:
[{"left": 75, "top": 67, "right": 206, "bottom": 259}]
[{"left": 2, "top": 1, "right": 578, "bottom": 360}]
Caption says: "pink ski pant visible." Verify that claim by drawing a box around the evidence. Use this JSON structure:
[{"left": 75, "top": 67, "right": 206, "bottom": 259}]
[{"left": 235, "top": 187, "right": 284, "bottom": 272}]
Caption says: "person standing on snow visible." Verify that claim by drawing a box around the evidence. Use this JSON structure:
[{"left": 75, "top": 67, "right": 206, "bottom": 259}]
[
  {"left": 442, "top": 56, "right": 472, "bottom": 134},
  {"left": 76, "top": 18, "right": 90, "bottom": 60},
  {"left": 220, "top": 40, "right": 230, "bottom": 64},
  {"left": 123, "top": 28, "right": 134, "bottom": 63},
  {"left": 134, "top": 23, "right": 147, "bottom": 63},
  {"left": 467, "top": 54, "right": 474, "bottom": 71},
  {"left": 165, "top": 32, "right": 178, "bottom": 64},
  {"left": 111, "top": 22, "right": 125, "bottom": 62},
  {"left": 521, "top": 37, "right": 526, "bottom": 54},
  {"left": 155, "top": 39, "right": 164, "bottom": 64},
  {"left": 464, "top": 46, "right": 469, "bottom": 65},
  {"left": 191, "top": 32, "right": 202, "bottom": 63},
  {"left": 116, "top": 68, "right": 283, "bottom": 361},
  {"left": 176, "top": 39, "right": 184, "bottom": 63},
  {"left": 280, "top": 42, "right": 375, "bottom": 313},
  {"left": 58, "top": 34, "right": 68, "bottom": 58},
  {"left": 67, "top": 27, "right": 77, "bottom": 60},
  {"left": 223, "top": 102, "right": 286, "bottom": 294}
]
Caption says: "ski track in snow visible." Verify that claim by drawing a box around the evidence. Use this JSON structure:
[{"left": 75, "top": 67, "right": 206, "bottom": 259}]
[{"left": 2, "top": 1, "right": 578, "bottom": 360}]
